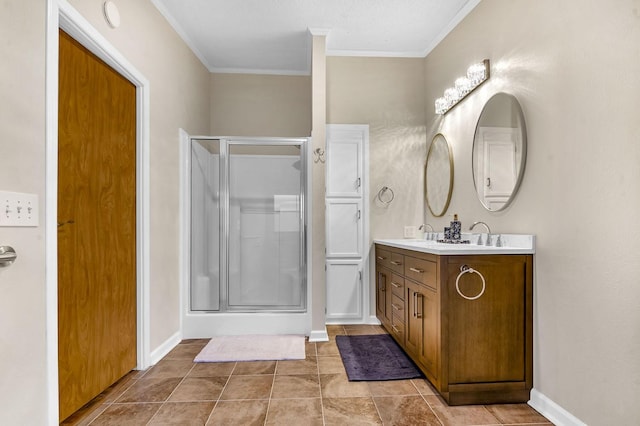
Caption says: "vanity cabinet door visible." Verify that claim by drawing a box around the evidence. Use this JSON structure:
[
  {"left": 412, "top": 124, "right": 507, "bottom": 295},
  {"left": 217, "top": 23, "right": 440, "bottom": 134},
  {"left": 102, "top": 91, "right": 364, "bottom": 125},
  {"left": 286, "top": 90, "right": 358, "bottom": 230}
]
[
  {"left": 376, "top": 266, "right": 392, "bottom": 328},
  {"left": 445, "top": 255, "right": 531, "bottom": 385},
  {"left": 406, "top": 281, "right": 439, "bottom": 381},
  {"left": 419, "top": 287, "right": 439, "bottom": 381},
  {"left": 405, "top": 282, "right": 422, "bottom": 357}
]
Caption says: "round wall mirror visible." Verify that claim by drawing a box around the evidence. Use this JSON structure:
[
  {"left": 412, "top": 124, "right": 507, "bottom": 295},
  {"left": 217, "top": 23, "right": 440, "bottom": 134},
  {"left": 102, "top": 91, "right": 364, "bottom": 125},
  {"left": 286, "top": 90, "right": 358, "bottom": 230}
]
[
  {"left": 425, "top": 133, "right": 453, "bottom": 217},
  {"left": 472, "top": 93, "right": 527, "bottom": 211}
]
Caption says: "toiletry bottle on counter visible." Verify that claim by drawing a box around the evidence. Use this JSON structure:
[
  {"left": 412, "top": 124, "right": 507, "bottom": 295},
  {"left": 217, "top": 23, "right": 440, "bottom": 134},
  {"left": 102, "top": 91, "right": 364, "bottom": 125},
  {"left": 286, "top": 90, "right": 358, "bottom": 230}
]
[{"left": 450, "top": 214, "right": 461, "bottom": 241}]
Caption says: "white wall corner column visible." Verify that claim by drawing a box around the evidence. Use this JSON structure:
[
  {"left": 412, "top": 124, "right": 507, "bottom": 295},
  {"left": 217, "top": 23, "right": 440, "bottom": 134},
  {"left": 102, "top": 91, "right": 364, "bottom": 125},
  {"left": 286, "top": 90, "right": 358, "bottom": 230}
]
[{"left": 308, "top": 29, "right": 329, "bottom": 341}]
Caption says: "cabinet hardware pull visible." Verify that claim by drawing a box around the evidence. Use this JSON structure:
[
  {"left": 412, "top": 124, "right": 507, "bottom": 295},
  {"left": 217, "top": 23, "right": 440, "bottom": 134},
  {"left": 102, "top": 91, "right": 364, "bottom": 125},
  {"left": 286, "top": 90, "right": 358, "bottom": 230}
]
[
  {"left": 356, "top": 177, "right": 361, "bottom": 188},
  {"left": 409, "top": 267, "right": 424, "bottom": 273},
  {"left": 390, "top": 261, "right": 402, "bottom": 266},
  {"left": 413, "top": 292, "right": 417, "bottom": 317},
  {"left": 391, "top": 282, "right": 400, "bottom": 288},
  {"left": 391, "top": 325, "right": 399, "bottom": 333},
  {"left": 377, "top": 256, "right": 385, "bottom": 260},
  {"left": 416, "top": 293, "right": 423, "bottom": 319},
  {"left": 357, "top": 209, "right": 361, "bottom": 220},
  {"left": 392, "top": 303, "right": 401, "bottom": 311}
]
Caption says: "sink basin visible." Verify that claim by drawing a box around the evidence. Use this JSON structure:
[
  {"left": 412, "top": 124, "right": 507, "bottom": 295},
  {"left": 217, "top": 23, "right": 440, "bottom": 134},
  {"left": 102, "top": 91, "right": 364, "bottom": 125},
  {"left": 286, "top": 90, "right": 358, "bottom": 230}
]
[{"left": 374, "top": 234, "right": 535, "bottom": 255}]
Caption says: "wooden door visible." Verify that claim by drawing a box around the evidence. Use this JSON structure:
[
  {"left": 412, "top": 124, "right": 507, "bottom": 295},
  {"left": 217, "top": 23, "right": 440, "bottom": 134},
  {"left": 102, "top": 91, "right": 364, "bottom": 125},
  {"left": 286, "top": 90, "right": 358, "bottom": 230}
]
[{"left": 58, "top": 30, "right": 137, "bottom": 422}]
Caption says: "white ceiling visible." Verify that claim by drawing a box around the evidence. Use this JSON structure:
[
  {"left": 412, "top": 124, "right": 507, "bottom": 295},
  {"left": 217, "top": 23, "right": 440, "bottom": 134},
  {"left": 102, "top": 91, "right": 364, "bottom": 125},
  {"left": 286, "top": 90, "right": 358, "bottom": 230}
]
[{"left": 151, "top": 0, "right": 480, "bottom": 75}]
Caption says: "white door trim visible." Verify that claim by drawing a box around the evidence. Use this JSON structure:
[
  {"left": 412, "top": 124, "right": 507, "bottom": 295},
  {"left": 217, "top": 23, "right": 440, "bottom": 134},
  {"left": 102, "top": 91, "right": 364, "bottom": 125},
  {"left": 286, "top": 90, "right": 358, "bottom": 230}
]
[{"left": 45, "top": 1, "right": 151, "bottom": 423}]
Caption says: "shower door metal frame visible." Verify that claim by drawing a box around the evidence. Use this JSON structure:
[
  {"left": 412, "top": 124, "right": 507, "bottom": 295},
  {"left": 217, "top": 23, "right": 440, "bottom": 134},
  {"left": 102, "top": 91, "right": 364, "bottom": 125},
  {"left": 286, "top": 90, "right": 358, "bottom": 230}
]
[{"left": 189, "top": 136, "right": 309, "bottom": 314}]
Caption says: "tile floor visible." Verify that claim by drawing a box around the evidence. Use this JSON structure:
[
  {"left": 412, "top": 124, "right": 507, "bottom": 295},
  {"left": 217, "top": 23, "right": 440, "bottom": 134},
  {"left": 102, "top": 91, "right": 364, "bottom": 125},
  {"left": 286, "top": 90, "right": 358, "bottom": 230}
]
[{"left": 63, "top": 324, "right": 553, "bottom": 425}]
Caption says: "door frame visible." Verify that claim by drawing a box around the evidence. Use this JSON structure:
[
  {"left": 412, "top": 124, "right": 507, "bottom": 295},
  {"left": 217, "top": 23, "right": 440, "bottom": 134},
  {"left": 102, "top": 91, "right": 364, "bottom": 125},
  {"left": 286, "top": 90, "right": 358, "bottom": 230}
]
[{"left": 45, "top": 0, "right": 151, "bottom": 423}]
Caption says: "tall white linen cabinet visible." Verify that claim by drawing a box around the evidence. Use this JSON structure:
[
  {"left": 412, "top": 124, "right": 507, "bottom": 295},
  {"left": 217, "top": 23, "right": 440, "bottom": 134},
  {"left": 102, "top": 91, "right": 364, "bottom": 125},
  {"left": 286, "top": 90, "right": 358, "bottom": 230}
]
[{"left": 325, "top": 125, "right": 369, "bottom": 323}]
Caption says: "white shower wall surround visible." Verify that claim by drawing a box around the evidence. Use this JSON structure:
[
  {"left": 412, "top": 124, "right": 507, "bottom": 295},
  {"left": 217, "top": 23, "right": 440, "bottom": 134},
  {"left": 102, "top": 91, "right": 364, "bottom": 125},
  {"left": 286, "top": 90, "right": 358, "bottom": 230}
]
[
  {"left": 185, "top": 137, "right": 311, "bottom": 338},
  {"left": 191, "top": 140, "right": 220, "bottom": 311}
]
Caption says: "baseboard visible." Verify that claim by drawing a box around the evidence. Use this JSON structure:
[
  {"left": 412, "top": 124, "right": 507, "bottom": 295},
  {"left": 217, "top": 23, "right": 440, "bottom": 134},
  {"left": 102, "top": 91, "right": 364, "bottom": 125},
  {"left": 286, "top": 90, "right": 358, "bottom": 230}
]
[
  {"left": 148, "top": 330, "right": 182, "bottom": 365},
  {"left": 529, "top": 388, "right": 586, "bottom": 426},
  {"left": 366, "top": 315, "right": 381, "bottom": 325},
  {"left": 308, "top": 328, "right": 329, "bottom": 342}
]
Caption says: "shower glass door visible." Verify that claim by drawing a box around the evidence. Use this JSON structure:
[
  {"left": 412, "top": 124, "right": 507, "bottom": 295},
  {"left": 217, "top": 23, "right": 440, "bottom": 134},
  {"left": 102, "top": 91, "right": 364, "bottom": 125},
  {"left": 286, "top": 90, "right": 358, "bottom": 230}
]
[
  {"left": 189, "top": 137, "right": 306, "bottom": 313},
  {"left": 227, "top": 141, "right": 305, "bottom": 311}
]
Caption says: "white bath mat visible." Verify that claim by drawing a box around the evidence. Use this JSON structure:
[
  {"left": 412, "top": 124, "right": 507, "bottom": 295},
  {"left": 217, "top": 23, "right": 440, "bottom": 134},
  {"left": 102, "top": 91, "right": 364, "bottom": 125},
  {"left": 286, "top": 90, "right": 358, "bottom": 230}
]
[{"left": 194, "top": 334, "right": 306, "bottom": 362}]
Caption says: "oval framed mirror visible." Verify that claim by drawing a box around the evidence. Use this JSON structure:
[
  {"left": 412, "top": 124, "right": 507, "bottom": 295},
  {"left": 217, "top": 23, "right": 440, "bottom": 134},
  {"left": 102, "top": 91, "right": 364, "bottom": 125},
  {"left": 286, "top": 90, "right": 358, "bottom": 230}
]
[
  {"left": 472, "top": 93, "right": 527, "bottom": 211},
  {"left": 425, "top": 133, "right": 453, "bottom": 217}
]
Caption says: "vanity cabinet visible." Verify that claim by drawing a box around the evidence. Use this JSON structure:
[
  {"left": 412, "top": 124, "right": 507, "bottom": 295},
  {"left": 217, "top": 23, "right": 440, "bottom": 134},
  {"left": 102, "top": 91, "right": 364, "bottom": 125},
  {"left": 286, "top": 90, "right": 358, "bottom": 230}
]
[{"left": 375, "top": 243, "right": 533, "bottom": 405}]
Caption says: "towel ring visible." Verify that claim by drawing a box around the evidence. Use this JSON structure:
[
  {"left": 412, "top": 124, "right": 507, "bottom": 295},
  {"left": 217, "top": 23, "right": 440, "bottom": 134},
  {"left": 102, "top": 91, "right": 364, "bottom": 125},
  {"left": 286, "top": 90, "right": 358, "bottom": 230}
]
[
  {"left": 377, "top": 186, "right": 394, "bottom": 204},
  {"left": 455, "top": 265, "right": 486, "bottom": 300}
]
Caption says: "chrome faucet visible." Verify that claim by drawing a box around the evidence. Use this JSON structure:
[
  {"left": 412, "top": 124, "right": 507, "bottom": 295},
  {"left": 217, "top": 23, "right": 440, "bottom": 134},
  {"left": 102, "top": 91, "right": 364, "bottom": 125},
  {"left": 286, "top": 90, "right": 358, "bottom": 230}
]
[
  {"left": 419, "top": 223, "right": 435, "bottom": 240},
  {"left": 469, "top": 221, "right": 491, "bottom": 245}
]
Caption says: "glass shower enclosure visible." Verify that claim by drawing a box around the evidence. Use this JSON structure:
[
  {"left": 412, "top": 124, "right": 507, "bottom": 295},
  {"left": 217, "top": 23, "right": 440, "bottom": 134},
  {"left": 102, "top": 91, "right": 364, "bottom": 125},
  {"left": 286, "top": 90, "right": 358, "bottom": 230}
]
[{"left": 189, "top": 137, "right": 307, "bottom": 314}]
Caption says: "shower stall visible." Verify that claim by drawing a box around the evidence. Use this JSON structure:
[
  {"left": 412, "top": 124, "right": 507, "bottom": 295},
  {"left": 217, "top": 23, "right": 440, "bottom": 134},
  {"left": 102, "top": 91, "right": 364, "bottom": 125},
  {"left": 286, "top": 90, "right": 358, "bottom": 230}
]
[{"left": 184, "top": 136, "right": 310, "bottom": 337}]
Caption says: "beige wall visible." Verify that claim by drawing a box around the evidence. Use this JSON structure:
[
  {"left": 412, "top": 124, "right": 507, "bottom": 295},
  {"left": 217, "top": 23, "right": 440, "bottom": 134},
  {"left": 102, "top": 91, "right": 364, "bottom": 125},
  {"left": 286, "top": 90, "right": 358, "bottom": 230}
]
[
  {"left": 0, "top": 1, "right": 48, "bottom": 423},
  {"left": 327, "top": 56, "right": 427, "bottom": 322},
  {"left": 327, "top": 57, "right": 427, "bottom": 240},
  {"left": 423, "top": 1, "right": 640, "bottom": 424},
  {"left": 210, "top": 73, "right": 311, "bottom": 137},
  {"left": 0, "top": 0, "right": 210, "bottom": 422}
]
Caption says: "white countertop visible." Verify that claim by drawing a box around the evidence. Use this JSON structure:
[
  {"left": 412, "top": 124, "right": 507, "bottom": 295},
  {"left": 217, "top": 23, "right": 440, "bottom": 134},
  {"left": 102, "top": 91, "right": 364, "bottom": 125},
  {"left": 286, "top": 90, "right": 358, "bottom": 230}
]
[{"left": 374, "top": 234, "right": 535, "bottom": 255}]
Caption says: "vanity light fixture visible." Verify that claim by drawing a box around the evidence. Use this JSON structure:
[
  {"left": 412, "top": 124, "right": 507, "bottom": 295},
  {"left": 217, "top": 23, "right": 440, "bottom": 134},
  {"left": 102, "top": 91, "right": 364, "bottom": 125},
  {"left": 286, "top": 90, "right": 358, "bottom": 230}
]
[{"left": 435, "top": 59, "right": 490, "bottom": 115}]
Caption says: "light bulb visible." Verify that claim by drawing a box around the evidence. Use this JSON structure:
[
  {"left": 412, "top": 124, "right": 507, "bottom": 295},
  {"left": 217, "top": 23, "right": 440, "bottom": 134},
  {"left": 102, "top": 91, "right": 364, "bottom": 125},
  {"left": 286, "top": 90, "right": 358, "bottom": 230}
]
[
  {"left": 435, "top": 97, "right": 447, "bottom": 114},
  {"left": 455, "top": 77, "right": 471, "bottom": 95},
  {"left": 444, "top": 87, "right": 460, "bottom": 103},
  {"left": 467, "top": 62, "right": 487, "bottom": 85}
]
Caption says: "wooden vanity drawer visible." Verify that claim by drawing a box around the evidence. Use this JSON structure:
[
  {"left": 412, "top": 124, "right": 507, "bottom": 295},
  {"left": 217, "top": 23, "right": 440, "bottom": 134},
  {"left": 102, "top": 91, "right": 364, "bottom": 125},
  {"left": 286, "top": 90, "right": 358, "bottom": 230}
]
[
  {"left": 391, "top": 294, "right": 405, "bottom": 321},
  {"left": 391, "top": 315, "right": 405, "bottom": 342},
  {"left": 405, "top": 256, "right": 437, "bottom": 289},
  {"left": 389, "top": 252, "right": 405, "bottom": 274},
  {"left": 376, "top": 248, "right": 391, "bottom": 266},
  {"left": 390, "top": 274, "right": 405, "bottom": 299}
]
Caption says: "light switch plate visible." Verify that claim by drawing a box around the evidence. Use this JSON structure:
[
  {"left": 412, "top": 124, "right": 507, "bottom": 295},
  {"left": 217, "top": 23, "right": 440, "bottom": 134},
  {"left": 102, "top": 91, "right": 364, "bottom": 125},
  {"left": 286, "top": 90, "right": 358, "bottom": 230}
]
[
  {"left": 404, "top": 225, "right": 417, "bottom": 238},
  {"left": 0, "top": 191, "right": 39, "bottom": 227}
]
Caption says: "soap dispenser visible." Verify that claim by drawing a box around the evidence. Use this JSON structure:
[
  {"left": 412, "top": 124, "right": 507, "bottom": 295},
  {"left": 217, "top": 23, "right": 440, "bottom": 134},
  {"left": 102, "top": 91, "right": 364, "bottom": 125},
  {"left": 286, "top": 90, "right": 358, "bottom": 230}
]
[{"left": 450, "top": 214, "right": 462, "bottom": 241}]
